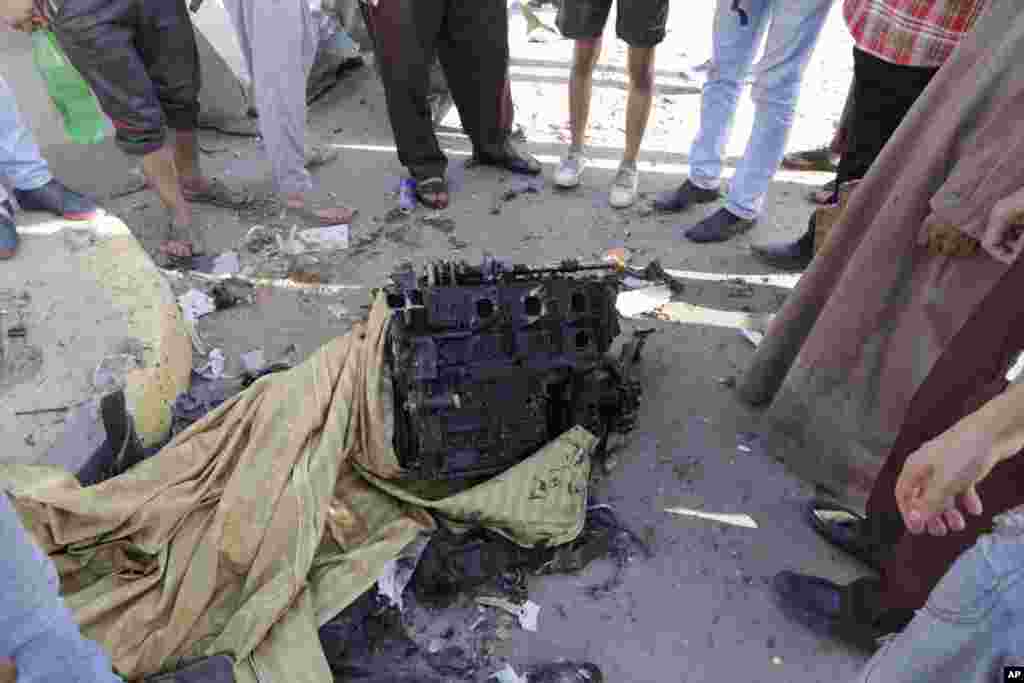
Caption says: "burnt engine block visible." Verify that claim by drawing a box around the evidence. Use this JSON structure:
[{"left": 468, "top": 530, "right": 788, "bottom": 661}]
[{"left": 384, "top": 257, "right": 646, "bottom": 481}]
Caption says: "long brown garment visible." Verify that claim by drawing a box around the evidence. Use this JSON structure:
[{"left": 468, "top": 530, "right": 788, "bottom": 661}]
[
  {"left": 868, "top": 255, "right": 1024, "bottom": 610},
  {"left": 738, "top": 0, "right": 1024, "bottom": 509}
]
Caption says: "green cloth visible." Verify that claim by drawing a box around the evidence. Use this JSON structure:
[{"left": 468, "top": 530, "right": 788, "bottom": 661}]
[{"left": 0, "top": 295, "right": 595, "bottom": 683}]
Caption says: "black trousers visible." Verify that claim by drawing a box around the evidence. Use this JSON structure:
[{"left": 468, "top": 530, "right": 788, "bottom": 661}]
[
  {"left": 54, "top": 0, "right": 200, "bottom": 156},
  {"left": 362, "top": 0, "right": 513, "bottom": 180},
  {"left": 834, "top": 48, "right": 939, "bottom": 187}
]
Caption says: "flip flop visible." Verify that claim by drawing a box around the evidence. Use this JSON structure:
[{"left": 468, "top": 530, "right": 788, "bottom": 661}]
[
  {"left": 414, "top": 176, "right": 449, "bottom": 210},
  {"left": 182, "top": 178, "right": 254, "bottom": 209}
]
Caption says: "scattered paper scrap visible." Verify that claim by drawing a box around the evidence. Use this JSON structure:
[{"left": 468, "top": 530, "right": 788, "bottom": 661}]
[
  {"left": 377, "top": 536, "right": 430, "bottom": 612},
  {"left": 491, "top": 664, "right": 526, "bottom": 683},
  {"left": 177, "top": 289, "right": 216, "bottom": 324},
  {"left": 616, "top": 285, "right": 672, "bottom": 318},
  {"left": 477, "top": 596, "right": 541, "bottom": 632},
  {"left": 654, "top": 301, "right": 771, "bottom": 332},
  {"left": 741, "top": 329, "right": 764, "bottom": 347},
  {"left": 196, "top": 348, "right": 227, "bottom": 380},
  {"left": 298, "top": 224, "right": 349, "bottom": 250},
  {"left": 665, "top": 507, "right": 759, "bottom": 529}
]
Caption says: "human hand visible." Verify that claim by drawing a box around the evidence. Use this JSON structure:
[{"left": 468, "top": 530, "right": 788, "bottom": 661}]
[
  {"left": 1, "top": 0, "right": 32, "bottom": 29},
  {"left": 982, "top": 185, "right": 1024, "bottom": 264},
  {"left": 894, "top": 419, "right": 998, "bottom": 536}
]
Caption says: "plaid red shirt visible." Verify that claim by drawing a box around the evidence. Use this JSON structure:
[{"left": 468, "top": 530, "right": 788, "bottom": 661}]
[{"left": 843, "top": 0, "right": 987, "bottom": 67}]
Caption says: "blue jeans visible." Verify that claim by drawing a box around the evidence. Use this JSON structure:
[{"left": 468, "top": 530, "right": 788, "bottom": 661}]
[
  {"left": 853, "top": 506, "right": 1024, "bottom": 683},
  {"left": 688, "top": 0, "right": 832, "bottom": 220},
  {"left": 0, "top": 75, "right": 53, "bottom": 209},
  {"left": 0, "top": 492, "right": 122, "bottom": 683}
]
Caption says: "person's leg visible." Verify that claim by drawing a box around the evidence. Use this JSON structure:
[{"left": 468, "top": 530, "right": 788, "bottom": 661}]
[
  {"left": 862, "top": 259, "right": 1024, "bottom": 612},
  {"left": 0, "top": 76, "right": 97, "bottom": 220},
  {"left": 622, "top": 46, "right": 656, "bottom": 166},
  {"left": 552, "top": 0, "right": 608, "bottom": 187},
  {"left": 569, "top": 38, "right": 603, "bottom": 150},
  {"left": 0, "top": 76, "right": 51, "bottom": 192},
  {"left": 0, "top": 493, "right": 121, "bottom": 683},
  {"left": 834, "top": 48, "right": 938, "bottom": 187},
  {"left": 751, "top": 48, "right": 935, "bottom": 269},
  {"left": 223, "top": 0, "right": 353, "bottom": 224},
  {"left": 850, "top": 511, "right": 1024, "bottom": 683},
  {"left": 606, "top": 0, "right": 666, "bottom": 207},
  {"left": 653, "top": 0, "right": 766, "bottom": 214},
  {"left": 439, "top": 0, "right": 536, "bottom": 173},
  {"left": 687, "top": 0, "right": 768, "bottom": 192},
  {"left": 774, "top": 256, "right": 1024, "bottom": 648},
  {"left": 718, "top": 0, "right": 832, "bottom": 221},
  {"left": 364, "top": 0, "right": 446, "bottom": 181},
  {"left": 684, "top": 0, "right": 832, "bottom": 243},
  {"left": 53, "top": 0, "right": 194, "bottom": 256}
]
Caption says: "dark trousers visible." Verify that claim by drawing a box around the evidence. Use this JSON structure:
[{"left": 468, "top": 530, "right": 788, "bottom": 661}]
[
  {"left": 834, "top": 48, "right": 939, "bottom": 187},
  {"left": 362, "top": 0, "right": 513, "bottom": 180},
  {"left": 865, "top": 257, "right": 1024, "bottom": 611},
  {"left": 53, "top": 0, "right": 200, "bottom": 156}
]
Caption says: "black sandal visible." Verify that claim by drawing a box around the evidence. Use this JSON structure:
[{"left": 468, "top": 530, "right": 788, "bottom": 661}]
[
  {"left": 414, "top": 176, "right": 449, "bottom": 209},
  {"left": 806, "top": 499, "right": 882, "bottom": 571}
]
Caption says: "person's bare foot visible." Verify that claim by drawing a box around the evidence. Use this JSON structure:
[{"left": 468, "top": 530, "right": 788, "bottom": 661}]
[{"left": 284, "top": 193, "right": 356, "bottom": 224}]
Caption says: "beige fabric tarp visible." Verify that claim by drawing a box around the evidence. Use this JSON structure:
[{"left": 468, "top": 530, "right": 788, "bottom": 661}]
[{"left": 0, "top": 295, "right": 595, "bottom": 683}]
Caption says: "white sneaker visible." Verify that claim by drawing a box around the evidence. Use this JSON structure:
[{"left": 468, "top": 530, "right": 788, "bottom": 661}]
[
  {"left": 554, "top": 152, "right": 588, "bottom": 188},
  {"left": 609, "top": 165, "right": 639, "bottom": 208}
]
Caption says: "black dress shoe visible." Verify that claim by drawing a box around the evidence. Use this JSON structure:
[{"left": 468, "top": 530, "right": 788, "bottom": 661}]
[
  {"left": 772, "top": 572, "right": 913, "bottom": 652},
  {"left": 751, "top": 222, "right": 815, "bottom": 271},
  {"left": 684, "top": 207, "right": 755, "bottom": 243},
  {"left": 653, "top": 179, "right": 720, "bottom": 213},
  {"left": 472, "top": 141, "right": 542, "bottom": 175}
]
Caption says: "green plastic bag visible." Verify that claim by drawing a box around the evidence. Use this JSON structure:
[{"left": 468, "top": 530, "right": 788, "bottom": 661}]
[{"left": 32, "top": 29, "right": 111, "bottom": 144}]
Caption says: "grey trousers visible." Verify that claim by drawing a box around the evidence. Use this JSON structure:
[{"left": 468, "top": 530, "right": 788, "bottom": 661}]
[{"left": 222, "top": 0, "right": 318, "bottom": 195}]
